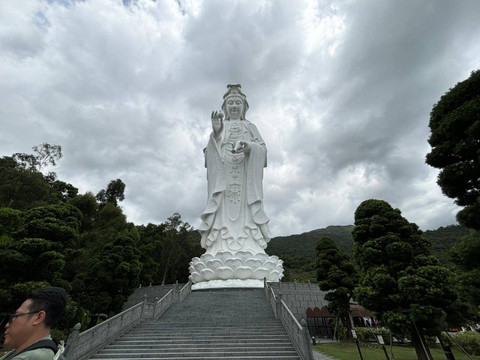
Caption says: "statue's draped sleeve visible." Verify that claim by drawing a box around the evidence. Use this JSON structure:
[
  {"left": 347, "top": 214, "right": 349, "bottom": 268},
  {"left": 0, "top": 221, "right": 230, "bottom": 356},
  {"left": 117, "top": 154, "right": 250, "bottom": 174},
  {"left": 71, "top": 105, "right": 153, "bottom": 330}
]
[{"left": 244, "top": 121, "right": 269, "bottom": 226}]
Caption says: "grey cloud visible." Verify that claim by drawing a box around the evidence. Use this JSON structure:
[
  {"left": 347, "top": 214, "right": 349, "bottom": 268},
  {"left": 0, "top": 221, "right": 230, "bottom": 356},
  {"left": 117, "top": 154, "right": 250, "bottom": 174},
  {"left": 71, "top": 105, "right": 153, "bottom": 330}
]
[{"left": 0, "top": 0, "right": 477, "bottom": 237}]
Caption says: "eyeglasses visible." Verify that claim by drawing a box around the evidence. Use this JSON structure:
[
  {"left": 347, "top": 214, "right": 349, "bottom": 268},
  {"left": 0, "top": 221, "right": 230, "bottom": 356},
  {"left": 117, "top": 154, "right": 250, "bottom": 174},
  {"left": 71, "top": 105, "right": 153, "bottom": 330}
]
[{"left": 5, "top": 311, "right": 42, "bottom": 324}]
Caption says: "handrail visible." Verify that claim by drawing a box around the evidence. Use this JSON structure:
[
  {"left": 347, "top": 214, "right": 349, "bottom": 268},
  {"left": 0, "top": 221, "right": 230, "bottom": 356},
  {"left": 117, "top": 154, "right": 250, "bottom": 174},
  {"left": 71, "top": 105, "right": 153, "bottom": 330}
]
[
  {"left": 65, "top": 282, "right": 193, "bottom": 360},
  {"left": 153, "top": 289, "right": 173, "bottom": 320},
  {"left": 264, "top": 281, "right": 314, "bottom": 360},
  {"left": 179, "top": 281, "right": 192, "bottom": 302},
  {"left": 80, "top": 302, "right": 143, "bottom": 338},
  {"left": 281, "top": 299, "right": 302, "bottom": 328},
  {"left": 64, "top": 301, "right": 144, "bottom": 360}
]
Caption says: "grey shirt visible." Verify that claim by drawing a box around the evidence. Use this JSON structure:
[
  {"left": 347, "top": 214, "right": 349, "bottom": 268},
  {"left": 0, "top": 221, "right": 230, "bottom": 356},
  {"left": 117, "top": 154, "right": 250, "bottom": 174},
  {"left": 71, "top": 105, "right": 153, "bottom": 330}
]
[{"left": 0, "top": 335, "right": 55, "bottom": 360}]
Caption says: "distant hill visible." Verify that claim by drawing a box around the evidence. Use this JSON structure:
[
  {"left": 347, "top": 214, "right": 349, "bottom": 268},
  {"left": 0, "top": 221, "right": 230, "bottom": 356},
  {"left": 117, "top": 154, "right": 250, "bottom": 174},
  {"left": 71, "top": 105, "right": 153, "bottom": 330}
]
[
  {"left": 265, "top": 224, "right": 470, "bottom": 264},
  {"left": 423, "top": 225, "right": 471, "bottom": 264},
  {"left": 265, "top": 225, "right": 354, "bottom": 260}
]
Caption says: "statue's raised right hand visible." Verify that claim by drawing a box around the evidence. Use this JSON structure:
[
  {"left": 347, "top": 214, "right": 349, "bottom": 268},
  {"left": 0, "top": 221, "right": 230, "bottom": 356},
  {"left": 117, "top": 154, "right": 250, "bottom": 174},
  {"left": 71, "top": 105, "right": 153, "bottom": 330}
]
[{"left": 211, "top": 111, "right": 224, "bottom": 136}]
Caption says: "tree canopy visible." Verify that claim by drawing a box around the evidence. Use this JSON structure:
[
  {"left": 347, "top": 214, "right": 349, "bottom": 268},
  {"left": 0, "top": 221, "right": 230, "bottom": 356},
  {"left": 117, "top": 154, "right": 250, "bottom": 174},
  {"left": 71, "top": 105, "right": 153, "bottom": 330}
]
[
  {"left": 426, "top": 70, "right": 480, "bottom": 230},
  {"left": 316, "top": 237, "right": 358, "bottom": 338},
  {"left": 0, "top": 145, "right": 203, "bottom": 338},
  {"left": 353, "top": 199, "right": 457, "bottom": 360}
]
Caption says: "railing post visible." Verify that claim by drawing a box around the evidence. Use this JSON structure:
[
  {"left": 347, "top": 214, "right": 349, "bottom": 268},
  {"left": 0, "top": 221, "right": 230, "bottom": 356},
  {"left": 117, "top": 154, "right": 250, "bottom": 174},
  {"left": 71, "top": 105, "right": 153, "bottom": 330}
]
[
  {"left": 63, "top": 322, "right": 81, "bottom": 358},
  {"left": 141, "top": 294, "right": 148, "bottom": 319},
  {"left": 174, "top": 281, "right": 180, "bottom": 302},
  {"left": 275, "top": 293, "right": 282, "bottom": 320},
  {"left": 301, "top": 318, "right": 314, "bottom": 360}
]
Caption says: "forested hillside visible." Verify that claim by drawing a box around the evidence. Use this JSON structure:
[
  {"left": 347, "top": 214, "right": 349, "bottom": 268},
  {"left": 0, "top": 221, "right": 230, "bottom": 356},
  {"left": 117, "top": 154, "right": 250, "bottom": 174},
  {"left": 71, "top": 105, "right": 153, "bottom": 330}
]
[
  {"left": 266, "top": 225, "right": 354, "bottom": 259},
  {"left": 266, "top": 224, "right": 469, "bottom": 264},
  {"left": 0, "top": 145, "right": 202, "bottom": 339}
]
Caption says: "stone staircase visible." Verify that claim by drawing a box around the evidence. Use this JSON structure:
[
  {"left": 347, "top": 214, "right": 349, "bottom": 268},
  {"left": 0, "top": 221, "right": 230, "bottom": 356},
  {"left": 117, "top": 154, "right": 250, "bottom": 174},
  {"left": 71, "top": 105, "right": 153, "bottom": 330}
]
[{"left": 90, "top": 288, "right": 301, "bottom": 359}]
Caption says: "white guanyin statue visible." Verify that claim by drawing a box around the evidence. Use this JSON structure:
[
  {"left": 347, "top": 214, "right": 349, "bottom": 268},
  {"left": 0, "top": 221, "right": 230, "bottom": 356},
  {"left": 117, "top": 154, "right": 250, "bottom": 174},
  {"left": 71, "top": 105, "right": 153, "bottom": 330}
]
[{"left": 189, "top": 84, "right": 284, "bottom": 289}]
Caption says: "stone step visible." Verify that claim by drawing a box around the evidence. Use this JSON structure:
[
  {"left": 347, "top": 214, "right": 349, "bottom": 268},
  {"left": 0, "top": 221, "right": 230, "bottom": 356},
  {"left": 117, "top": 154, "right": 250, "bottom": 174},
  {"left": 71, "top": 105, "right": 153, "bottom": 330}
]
[
  {"left": 136, "top": 324, "right": 284, "bottom": 329},
  {"left": 90, "top": 289, "right": 301, "bottom": 360},
  {"left": 126, "top": 328, "right": 287, "bottom": 334},
  {"left": 124, "top": 333, "right": 289, "bottom": 338},
  {"left": 96, "top": 348, "right": 298, "bottom": 354},
  {"left": 92, "top": 350, "right": 299, "bottom": 358},
  {"left": 91, "top": 356, "right": 300, "bottom": 360},
  {"left": 113, "top": 337, "right": 291, "bottom": 344},
  {"left": 104, "top": 345, "right": 295, "bottom": 350}
]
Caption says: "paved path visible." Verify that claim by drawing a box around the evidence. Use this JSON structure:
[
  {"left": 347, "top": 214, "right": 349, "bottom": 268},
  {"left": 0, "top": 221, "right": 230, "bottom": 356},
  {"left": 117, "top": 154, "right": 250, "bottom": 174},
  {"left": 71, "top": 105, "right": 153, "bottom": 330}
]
[{"left": 313, "top": 349, "right": 339, "bottom": 360}]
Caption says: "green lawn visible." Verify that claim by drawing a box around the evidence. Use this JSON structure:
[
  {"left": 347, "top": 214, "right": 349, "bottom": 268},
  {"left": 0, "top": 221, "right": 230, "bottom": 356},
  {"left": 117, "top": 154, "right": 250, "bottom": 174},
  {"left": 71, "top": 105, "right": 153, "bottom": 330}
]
[{"left": 313, "top": 341, "right": 480, "bottom": 360}]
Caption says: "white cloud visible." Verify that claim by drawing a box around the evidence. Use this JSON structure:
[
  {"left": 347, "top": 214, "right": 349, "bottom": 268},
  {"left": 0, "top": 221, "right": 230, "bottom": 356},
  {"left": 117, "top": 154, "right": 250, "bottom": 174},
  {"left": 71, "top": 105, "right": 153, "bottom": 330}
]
[{"left": 1, "top": 0, "right": 478, "bottom": 237}]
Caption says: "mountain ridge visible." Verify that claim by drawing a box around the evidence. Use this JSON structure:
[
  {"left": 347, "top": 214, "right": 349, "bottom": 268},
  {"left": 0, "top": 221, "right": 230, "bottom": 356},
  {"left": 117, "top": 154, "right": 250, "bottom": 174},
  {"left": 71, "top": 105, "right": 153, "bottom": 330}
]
[{"left": 266, "top": 224, "right": 470, "bottom": 263}]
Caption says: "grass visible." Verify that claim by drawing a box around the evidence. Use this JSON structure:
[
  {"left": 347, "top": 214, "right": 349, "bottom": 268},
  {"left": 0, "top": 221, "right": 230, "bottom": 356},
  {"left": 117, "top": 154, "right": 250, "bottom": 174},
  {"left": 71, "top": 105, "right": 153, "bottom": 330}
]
[{"left": 313, "top": 341, "right": 480, "bottom": 360}]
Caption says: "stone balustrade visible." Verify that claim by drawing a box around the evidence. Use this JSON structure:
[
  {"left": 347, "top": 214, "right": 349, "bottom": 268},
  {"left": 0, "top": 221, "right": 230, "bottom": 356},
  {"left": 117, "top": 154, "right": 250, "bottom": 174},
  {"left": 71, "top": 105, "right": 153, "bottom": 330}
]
[
  {"left": 64, "top": 281, "right": 192, "bottom": 360},
  {"left": 265, "top": 279, "right": 314, "bottom": 360}
]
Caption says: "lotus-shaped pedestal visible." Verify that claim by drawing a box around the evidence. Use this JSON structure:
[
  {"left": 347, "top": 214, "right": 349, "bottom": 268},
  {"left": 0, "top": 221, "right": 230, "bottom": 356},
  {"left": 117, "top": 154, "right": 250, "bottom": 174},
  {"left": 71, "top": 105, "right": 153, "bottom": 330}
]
[{"left": 189, "top": 251, "right": 284, "bottom": 285}]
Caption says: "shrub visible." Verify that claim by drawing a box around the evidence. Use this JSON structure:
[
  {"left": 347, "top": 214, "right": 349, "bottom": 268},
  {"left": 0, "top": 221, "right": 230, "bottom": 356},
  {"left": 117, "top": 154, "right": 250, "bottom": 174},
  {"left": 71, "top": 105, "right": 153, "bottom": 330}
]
[
  {"left": 451, "top": 331, "right": 480, "bottom": 356},
  {"left": 355, "top": 327, "right": 392, "bottom": 344},
  {"left": 334, "top": 320, "right": 346, "bottom": 340}
]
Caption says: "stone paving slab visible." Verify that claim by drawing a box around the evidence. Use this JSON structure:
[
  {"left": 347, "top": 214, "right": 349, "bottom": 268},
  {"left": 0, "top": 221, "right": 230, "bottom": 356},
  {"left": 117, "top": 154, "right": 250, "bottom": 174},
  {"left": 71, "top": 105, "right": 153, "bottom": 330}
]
[{"left": 313, "top": 349, "right": 338, "bottom": 360}]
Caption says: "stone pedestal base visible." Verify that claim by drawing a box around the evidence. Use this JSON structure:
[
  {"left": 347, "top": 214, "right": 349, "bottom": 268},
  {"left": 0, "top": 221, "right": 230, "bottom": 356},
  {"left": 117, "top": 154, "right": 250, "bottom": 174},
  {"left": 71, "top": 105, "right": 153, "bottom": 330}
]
[
  {"left": 192, "top": 279, "right": 264, "bottom": 290},
  {"left": 189, "top": 250, "right": 284, "bottom": 285}
]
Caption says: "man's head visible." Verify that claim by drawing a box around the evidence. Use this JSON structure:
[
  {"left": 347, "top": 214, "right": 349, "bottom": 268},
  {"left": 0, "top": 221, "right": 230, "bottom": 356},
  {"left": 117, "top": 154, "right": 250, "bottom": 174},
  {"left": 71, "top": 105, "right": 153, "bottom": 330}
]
[{"left": 3, "top": 287, "right": 67, "bottom": 352}]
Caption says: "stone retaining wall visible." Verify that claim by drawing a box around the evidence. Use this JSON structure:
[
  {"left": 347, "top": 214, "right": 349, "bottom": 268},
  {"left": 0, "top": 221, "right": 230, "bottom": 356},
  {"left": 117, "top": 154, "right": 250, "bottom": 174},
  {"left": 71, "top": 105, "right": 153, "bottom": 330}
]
[
  {"left": 270, "top": 282, "right": 328, "bottom": 322},
  {"left": 123, "top": 281, "right": 326, "bottom": 323},
  {"left": 122, "top": 284, "right": 184, "bottom": 310}
]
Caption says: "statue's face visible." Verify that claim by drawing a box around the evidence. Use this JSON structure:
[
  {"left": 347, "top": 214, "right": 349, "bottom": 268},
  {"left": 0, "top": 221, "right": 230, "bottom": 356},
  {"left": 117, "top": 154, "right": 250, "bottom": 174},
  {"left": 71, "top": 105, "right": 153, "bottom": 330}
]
[{"left": 226, "top": 96, "right": 244, "bottom": 120}]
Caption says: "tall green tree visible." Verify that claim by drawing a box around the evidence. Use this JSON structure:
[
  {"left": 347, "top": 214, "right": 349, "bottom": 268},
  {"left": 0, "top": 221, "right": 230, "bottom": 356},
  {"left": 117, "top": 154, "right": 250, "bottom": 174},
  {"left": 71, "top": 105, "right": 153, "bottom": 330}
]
[
  {"left": 426, "top": 70, "right": 480, "bottom": 324},
  {"left": 159, "top": 213, "right": 193, "bottom": 284},
  {"left": 78, "top": 228, "right": 142, "bottom": 314},
  {"left": 0, "top": 203, "right": 86, "bottom": 338},
  {"left": 0, "top": 144, "right": 77, "bottom": 209},
  {"left": 13, "top": 143, "right": 62, "bottom": 171},
  {"left": 353, "top": 199, "right": 457, "bottom": 360},
  {"left": 316, "top": 237, "right": 358, "bottom": 338},
  {"left": 96, "top": 179, "right": 126, "bottom": 206},
  {"left": 426, "top": 70, "right": 480, "bottom": 230},
  {"left": 450, "top": 230, "right": 480, "bottom": 320}
]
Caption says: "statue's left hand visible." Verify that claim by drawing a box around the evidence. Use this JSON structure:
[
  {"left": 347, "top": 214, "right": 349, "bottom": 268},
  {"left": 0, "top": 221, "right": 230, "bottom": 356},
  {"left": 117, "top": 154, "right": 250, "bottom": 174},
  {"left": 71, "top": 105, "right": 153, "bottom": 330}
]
[{"left": 234, "top": 141, "right": 250, "bottom": 153}]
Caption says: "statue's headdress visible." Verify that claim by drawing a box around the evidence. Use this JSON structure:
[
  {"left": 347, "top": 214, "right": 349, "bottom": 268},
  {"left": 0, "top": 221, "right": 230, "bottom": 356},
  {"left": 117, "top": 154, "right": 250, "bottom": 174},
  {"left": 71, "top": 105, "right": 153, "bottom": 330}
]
[{"left": 222, "top": 84, "right": 249, "bottom": 120}]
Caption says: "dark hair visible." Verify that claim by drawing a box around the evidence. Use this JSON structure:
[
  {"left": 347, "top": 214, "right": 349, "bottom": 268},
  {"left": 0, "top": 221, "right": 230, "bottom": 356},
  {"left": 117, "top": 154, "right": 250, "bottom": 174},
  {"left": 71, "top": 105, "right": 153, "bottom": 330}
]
[{"left": 27, "top": 287, "right": 67, "bottom": 328}]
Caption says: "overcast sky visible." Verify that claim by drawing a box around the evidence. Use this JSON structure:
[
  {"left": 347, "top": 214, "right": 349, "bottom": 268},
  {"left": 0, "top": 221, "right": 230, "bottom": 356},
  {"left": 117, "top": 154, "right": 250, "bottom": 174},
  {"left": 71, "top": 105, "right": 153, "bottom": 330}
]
[{"left": 1, "top": 0, "right": 479, "bottom": 236}]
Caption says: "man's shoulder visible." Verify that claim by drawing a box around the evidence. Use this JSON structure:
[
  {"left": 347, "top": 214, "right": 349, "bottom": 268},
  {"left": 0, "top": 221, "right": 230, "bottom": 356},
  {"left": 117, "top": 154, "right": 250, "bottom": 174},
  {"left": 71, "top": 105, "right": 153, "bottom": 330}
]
[{"left": 12, "top": 348, "right": 54, "bottom": 360}]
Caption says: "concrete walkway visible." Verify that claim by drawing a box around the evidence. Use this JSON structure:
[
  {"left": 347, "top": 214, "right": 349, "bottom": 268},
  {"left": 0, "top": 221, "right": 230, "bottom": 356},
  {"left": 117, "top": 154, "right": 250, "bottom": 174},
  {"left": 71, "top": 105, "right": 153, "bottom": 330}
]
[{"left": 313, "top": 349, "right": 339, "bottom": 360}]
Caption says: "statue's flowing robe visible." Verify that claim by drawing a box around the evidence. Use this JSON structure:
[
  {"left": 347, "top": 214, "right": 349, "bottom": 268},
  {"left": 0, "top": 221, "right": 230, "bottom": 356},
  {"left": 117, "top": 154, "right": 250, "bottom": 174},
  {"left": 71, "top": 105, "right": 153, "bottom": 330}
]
[{"left": 198, "top": 119, "right": 271, "bottom": 255}]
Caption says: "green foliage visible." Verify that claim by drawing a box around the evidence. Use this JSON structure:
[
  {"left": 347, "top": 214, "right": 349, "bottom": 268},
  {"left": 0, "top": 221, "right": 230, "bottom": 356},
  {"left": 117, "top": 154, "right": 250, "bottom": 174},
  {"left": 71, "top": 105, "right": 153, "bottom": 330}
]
[
  {"left": 266, "top": 225, "right": 355, "bottom": 260},
  {"left": 426, "top": 70, "right": 480, "bottom": 230},
  {"left": 96, "top": 179, "right": 126, "bottom": 206},
  {"left": 136, "top": 213, "right": 203, "bottom": 285},
  {"left": 355, "top": 327, "right": 392, "bottom": 344},
  {"left": 0, "top": 207, "right": 22, "bottom": 236},
  {"left": 353, "top": 199, "right": 458, "bottom": 360},
  {"left": 0, "top": 145, "right": 77, "bottom": 210},
  {"left": 13, "top": 143, "right": 62, "bottom": 171},
  {"left": 0, "top": 156, "right": 60, "bottom": 209},
  {"left": 267, "top": 224, "right": 468, "bottom": 267},
  {"left": 78, "top": 231, "right": 142, "bottom": 314},
  {"left": 68, "top": 192, "right": 98, "bottom": 231},
  {"left": 316, "top": 237, "right": 358, "bottom": 336},
  {"left": 281, "top": 255, "right": 316, "bottom": 282},
  {"left": 450, "top": 230, "right": 480, "bottom": 320},
  {"left": 22, "top": 203, "right": 82, "bottom": 246},
  {"left": 423, "top": 225, "right": 471, "bottom": 265},
  {"left": 451, "top": 331, "right": 480, "bottom": 356},
  {"left": 314, "top": 342, "right": 480, "bottom": 360}
]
